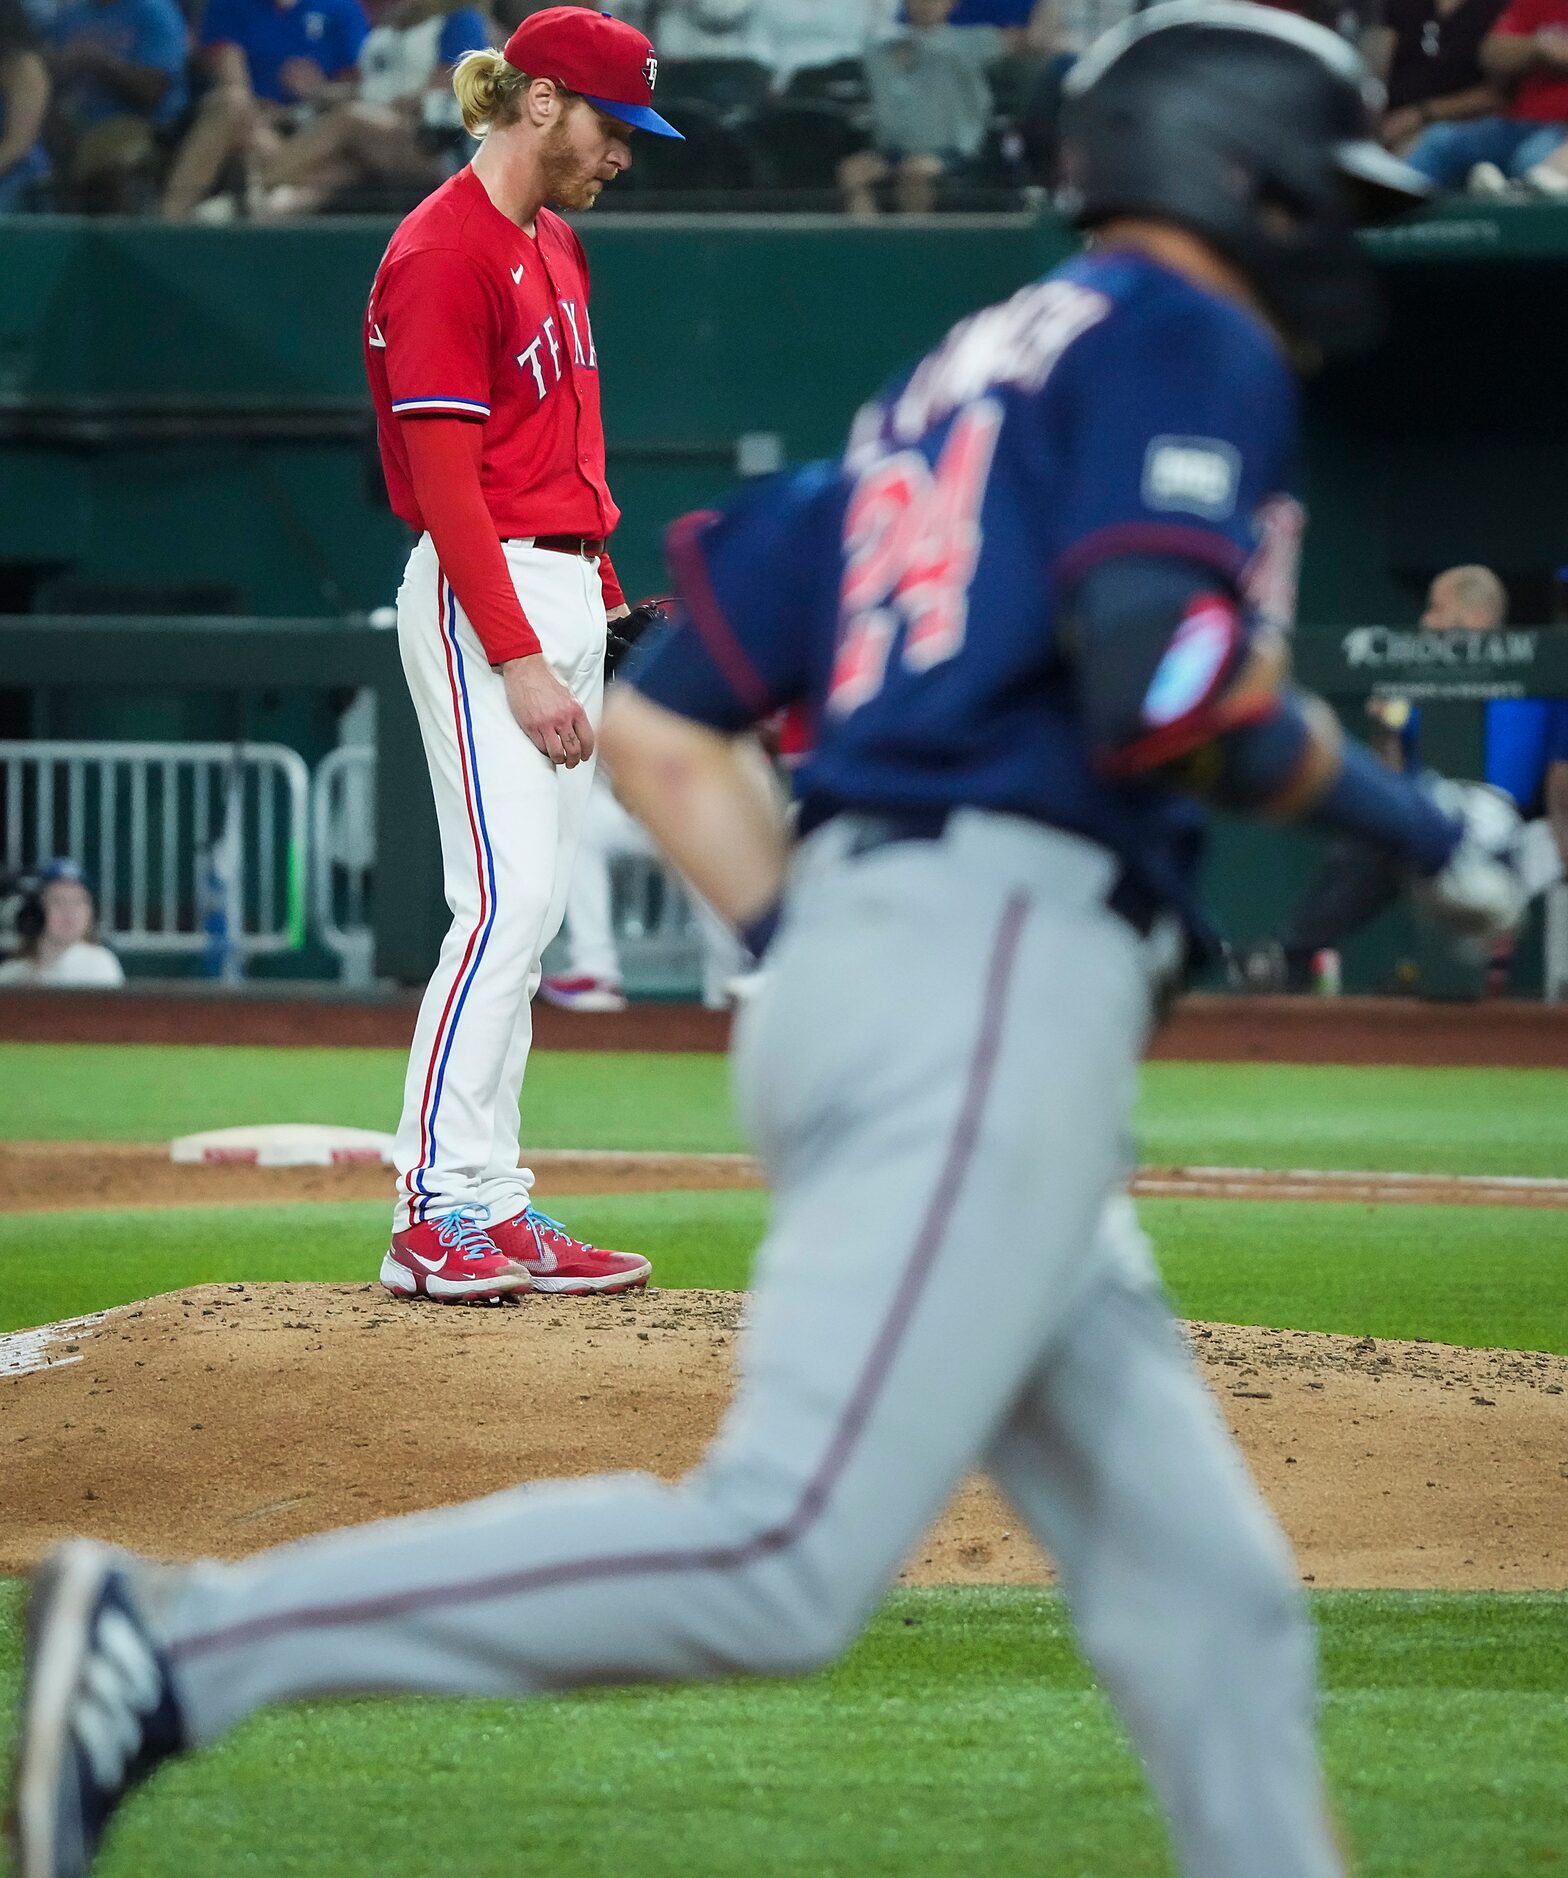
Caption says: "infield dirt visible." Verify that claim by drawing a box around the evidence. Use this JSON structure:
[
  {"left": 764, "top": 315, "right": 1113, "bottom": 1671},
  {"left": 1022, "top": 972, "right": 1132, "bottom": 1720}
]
[
  {"left": 4, "top": 1141, "right": 1567, "bottom": 1213},
  {"left": 3, "top": 1283, "right": 1564, "bottom": 1593}
]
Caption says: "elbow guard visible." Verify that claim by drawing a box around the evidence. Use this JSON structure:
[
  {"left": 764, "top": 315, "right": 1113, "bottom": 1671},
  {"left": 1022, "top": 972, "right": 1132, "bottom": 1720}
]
[{"left": 1071, "top": 558, "right": 1273, "bottom": 778}]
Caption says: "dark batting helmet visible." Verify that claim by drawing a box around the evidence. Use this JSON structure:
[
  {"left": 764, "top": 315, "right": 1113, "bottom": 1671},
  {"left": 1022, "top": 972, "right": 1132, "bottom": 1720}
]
[{"left": 1059, "top": 0, "right": 1430, "bottom": 357}]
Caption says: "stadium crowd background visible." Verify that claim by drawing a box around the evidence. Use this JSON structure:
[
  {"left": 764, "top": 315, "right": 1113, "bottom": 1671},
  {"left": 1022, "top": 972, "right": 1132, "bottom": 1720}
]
[{"left": 7, "top": 0, "right": 1568, "bottom": 220}]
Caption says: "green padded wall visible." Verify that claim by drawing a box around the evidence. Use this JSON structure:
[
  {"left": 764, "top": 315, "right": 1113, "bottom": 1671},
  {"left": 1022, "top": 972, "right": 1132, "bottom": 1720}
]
[{"left": 4, "top": 203, "right": 1566, "bottom": 990}]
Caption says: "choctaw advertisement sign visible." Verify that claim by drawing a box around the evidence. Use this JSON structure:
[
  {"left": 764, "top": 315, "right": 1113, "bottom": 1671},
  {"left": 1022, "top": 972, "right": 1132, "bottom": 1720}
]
[{"left": 1331, "top": 628, "right": 1550, "bottom": 700}]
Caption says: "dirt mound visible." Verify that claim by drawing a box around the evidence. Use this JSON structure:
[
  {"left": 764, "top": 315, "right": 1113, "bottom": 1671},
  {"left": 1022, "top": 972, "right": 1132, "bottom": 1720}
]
[
  {"left": 6, "top": 1141, "right": 1567, "bottom": 1215},
  {"left": 3, "top": 1285, "right": 1563, "bottom": 1590}
]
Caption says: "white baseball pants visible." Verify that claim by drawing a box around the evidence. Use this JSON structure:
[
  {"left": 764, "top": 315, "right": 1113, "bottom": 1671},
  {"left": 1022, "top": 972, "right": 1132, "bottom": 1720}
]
[{"left": 390, "top": 534, "right": 605, "bottom": 1232}]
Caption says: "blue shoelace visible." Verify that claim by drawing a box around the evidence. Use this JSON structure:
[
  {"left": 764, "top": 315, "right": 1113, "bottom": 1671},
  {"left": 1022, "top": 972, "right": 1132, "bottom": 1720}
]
[
  {"left": 437, "top": 1209, "right": 498, "bottom": 1264},
  {"left": 522, "top": 1208, "right": 589, "bottom": 1252}
]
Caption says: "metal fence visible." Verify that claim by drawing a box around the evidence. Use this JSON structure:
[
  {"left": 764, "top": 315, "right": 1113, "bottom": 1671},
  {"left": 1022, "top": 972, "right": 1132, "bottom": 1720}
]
[
  {"left": 1547, "top": 883, "right": 1568, "bottom": 1006},
  {"left": 5, "top": 735, "right": 1563, "bottom": 1001},
  {"left": 311, "top": 744, "right": 376, "bottom": 987},
  {"left": 0, "top": 740, "right": 308, "bottom": 974}
]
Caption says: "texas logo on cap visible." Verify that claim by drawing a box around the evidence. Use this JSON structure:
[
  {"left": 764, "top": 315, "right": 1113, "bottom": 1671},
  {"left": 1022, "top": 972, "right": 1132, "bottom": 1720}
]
[{"left": 502, "top": 7, "right": 683, "bottom": 139}]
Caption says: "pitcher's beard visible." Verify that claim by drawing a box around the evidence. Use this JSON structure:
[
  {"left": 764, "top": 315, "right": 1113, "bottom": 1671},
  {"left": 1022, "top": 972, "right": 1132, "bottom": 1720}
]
[{"left": 540, "top": 121, "right": 603, "bottom": 211}]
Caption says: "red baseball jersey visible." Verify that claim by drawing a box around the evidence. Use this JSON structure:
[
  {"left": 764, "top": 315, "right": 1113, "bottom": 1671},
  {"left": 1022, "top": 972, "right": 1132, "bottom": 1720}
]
[
  {"left": 366, "top": 166, "right": 620, "bottom": 540},
  {"left": 1491, "top": 0, "right": 1568, "bottom": 120}
]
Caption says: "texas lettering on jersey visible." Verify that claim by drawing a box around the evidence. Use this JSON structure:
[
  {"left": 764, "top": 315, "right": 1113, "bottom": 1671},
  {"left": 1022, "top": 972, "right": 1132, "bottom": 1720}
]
[
  {"left": 364, "top": 166, "right": 619, "bottom": 540},
  {"left": 515, "top": 296, "right": 597, "bottom": 402}
]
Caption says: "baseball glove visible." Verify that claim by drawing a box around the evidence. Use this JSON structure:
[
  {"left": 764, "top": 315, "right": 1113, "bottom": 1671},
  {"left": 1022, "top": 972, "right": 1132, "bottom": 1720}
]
[{"left": 605, "top": 597, "right": 670, "bottom": 680}]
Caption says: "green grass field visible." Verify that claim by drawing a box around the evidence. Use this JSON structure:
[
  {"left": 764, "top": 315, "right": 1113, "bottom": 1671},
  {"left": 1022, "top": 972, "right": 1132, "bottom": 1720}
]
[
  {"left": 2, "top": 1041, "right": 1565, "bottom": 1876},
  {"left": 4, "top": 1043, "right": 1566, "bottom": 1174},
  {"left": 0, "top": 1585, "right": 1562, "bottom": 1878},
  {"left": 2, "top": 1192, "right": 1565, "bottom": 1351}
]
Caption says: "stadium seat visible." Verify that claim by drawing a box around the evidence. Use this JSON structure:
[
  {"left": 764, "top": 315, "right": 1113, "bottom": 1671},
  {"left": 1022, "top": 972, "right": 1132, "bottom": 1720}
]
[
  {"left": 749, "top": 100, "right": 865, "bottom": 200},
  {"left": 619, "top": 98, "right": 763, "bottom": 203},
  {"left": 783, "top": 59, "right": 870, "bottom": 109},
  {"left": 658, "top": 58, "right": 773, "bottom": 123}
]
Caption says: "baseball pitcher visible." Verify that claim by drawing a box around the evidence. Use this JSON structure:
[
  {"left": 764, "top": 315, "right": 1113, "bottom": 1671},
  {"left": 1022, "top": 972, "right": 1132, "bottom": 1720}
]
[{"left": 364, "top": 6, "right": 680, "bottom": 1303}]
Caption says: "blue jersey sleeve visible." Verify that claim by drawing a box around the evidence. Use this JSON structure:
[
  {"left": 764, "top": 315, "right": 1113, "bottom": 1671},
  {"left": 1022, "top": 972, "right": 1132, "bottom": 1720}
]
[
  {"left": 625, "top": 462, "right": 846, "bottom": 733},
  {"left": 326, "top": 0, "right": 368, "bottom": 72},
  {"left": 437, "top": 6, "right": 487, "bottom": 64},
  {"left": 946, "top": 0, "right": 1033, "bottom": 21},
  {"left": 1545, "top": 698, "right": 1568, "bottom": 765},
  {"left": 1484, "top": 698, "right": 1552, "bottom": 811},
  {"left": 199, "top": 0, "right": 241, "bottom": 49},
  {"left": 131, "top": 0, "right": 189, "bottom": 79},
  {"left": 1048, "top": 285, "right": 1297, "bottom": 597}
]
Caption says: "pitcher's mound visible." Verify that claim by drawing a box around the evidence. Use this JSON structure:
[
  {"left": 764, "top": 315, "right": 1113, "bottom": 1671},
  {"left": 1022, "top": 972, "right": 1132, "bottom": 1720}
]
[{"left": 2, "top": 1284, "right": 1564, "bottom": 1590}]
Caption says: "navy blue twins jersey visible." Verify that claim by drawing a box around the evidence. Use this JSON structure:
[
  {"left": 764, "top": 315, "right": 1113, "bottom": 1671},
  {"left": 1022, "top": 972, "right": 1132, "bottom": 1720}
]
[{"left": 627, "top": 249, "right": 1303, "bottom": 906}]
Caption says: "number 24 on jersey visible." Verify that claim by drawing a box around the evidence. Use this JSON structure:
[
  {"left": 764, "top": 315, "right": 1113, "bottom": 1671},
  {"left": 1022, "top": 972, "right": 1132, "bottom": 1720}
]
[{"left": 828, "top": 398, "right": 1002, "bottom": 717}]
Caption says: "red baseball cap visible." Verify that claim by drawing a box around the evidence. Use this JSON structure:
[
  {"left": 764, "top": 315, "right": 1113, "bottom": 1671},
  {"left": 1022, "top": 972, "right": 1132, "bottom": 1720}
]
[{"left": 502, "top": 7, "right": 682, "bottom": 140}]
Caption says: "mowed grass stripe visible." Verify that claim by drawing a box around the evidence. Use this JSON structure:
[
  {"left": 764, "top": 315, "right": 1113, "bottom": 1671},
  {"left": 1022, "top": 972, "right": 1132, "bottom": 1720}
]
[
  {"left": 0, "top": 1043, "right": 745, "bottom": 1153},
  {"left": 2, "top": 1044, "right": 1565, "bottom": 1177},
  {"left": 0, "top": 1585, "right": 1561, "bottom": 1878},
  {"left": 0, "top": 1192, "right": 1562, "bottom": 1354}
]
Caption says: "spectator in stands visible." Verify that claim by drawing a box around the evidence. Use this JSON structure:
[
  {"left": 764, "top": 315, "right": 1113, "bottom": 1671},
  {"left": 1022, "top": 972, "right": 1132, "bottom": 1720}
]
[
  {"left": 1369, "top": 0, "right": 1505, "bottom": 154},
  {"left": 840, "top": 0, "right": 1001, "bottom": 214},
  {"left": 0, "top": 0, "right": 50, "bottom": 208},
  {"left": 249, "top": 0, "right": 487, "bottom": 216},
  {"left": 0, "top": 859, "right": 124, "bottom": 988},
  {"left": 619, "top": 0, "right": 771, "bottom": 65},
  {"left": 44, "top": 0, "right": 188, "bottom": 210},
  {"left": 757, "top": 0, "right": 898, "bottom": 89},
  {"left": 1021, "top": 0, "right": 1136, "bottom": 59},
  {"left": 160, "top": 0, "right": 369, "bottom": 221},
  {"left": 1013, "top": 0, "right": 1135, "bottom": 181},
  {"left": 1232, "top": 564, "right": 1509, "bottom": 992},
  {"left": 1402, "top": 0, "right": 1568, "bottom": 187}
]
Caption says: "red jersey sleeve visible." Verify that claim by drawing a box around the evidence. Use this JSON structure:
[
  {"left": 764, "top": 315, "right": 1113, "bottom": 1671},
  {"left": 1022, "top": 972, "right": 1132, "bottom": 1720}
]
[
  {"left": 402, "top": 418, "right": 543, "bottom": 665},
  {"left": 597, "top": 550, "right": 626, "bottom": 613},
  {"left": 378, "top": 247, "right": 500, "bottom": 422},
  {"left": 1491, "top": 0, "right": 1544, "bottom": 34}
]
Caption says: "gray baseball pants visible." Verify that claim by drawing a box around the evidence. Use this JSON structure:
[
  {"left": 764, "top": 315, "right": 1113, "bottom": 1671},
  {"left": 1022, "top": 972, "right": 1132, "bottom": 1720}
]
[{"left": 158, "top": 810, "right": 1342, "bottom": 1878}]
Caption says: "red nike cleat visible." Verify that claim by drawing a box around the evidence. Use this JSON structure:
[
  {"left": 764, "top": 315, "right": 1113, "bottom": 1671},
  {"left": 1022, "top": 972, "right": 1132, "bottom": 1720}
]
[
  {"left": 380, "top": 1210, "right": 533, "bottom": 1303},
  {"left": 488, "top": 1207, "right": 652, "bottom": 1294}
]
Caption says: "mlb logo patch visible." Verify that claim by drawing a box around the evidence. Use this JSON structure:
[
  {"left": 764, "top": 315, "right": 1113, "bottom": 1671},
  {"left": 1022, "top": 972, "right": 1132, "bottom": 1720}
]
[{"left": 1141, "top": 437, "right": 1240, "bottom": 521}]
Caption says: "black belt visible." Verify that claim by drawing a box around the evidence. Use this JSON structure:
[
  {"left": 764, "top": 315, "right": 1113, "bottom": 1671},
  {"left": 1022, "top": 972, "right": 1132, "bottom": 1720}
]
[
  {"left": 502, "top": 534, "right": 605, "bottom": 558},
  {"left": 825, "top": 805, "right": 1166, "bottom": 940}
]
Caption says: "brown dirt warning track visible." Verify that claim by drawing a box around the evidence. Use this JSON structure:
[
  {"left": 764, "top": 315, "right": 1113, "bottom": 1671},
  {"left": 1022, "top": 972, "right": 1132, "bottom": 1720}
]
[{"left": 2, "top": 986, "right": 1566, "bottom": 1065}]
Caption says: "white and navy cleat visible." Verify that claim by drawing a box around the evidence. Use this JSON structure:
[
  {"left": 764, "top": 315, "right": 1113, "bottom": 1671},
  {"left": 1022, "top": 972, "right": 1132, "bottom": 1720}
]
[{"left": 10, "top": 1541, "right": 186, "bottom": 1878}]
